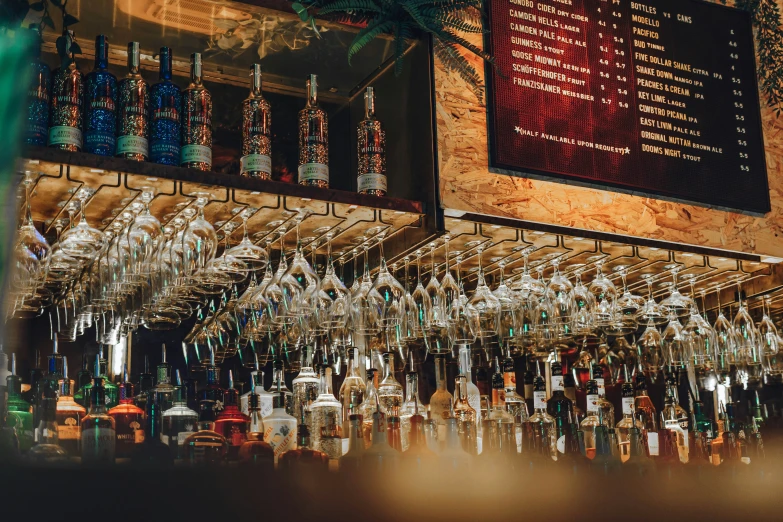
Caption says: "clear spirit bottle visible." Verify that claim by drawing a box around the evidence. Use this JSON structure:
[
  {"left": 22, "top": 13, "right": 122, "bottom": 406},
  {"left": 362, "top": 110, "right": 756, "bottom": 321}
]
[
  {"left": 27, "top": 388, "right": 68, "bottom": 463},
  {"left": 298, "top": 74, "right": 329, "bottom": 187},
  {"left": 440, "top": 417, "right": 471, "bottom": 470},
  {"left": 180, "top": 52, "right": 212, "bottom": 170},
  {"left": 134, "top": 356, "right": 155, "bottom": 412},
  {"left": 264, "top": 391, "right": 298, "bottom": 465},
  {"left": 489, "top": 357, "right": 514, "bottom": 425},
  {"left": 364, "top": 402, "right": 400, "bottom": 471},
  {"left": 238, "top": 391, "right": 274, "bottom": 468},
  {"left": 213, "top": 370, "right": 250, "bottom": 460},
  {"left": 356, "top": 86, "right": 387, "bottom": 196},
  {"left": 48, "top": 30, "right": 83, "bottom": 151},
  {"left": 661, "top": 388, "right": 689, "bottom": 463},
  {"left": 241, "top": 64, "right": 272, "bottom": 179},
  {"left": 402, "top": 411, "right": 436, "bottom": 469},
  {"left": 338, "top": 348, "right": 366, "bottom": 431},
  {"left": 341, "top": 413, "right": 365, "bottom": 469},
  {"left": 292, "top": 360, "right": 319, "bottom": 428},
  {"left": 429, "top": 355, "right": 453, "bottom": 441},
  {"left": 615, "top": 366, "right": 642, "bottom": 461},
  {"left": 272, "top": 360, "right": 294, "bottom": 415},
  {"left": 108, "top": 364, "right": 146, "bottom": 458},
  {"left": 310, "top": 367, "right": 343, "bottom": 459},
  {"left": 152, "top": 344, "right": 176, "bottom": 415},
  {"left": 359, "top": 367, "right": 381, "bottom": 448},
  {"left": 579, "top": 374, "right": 602, "bottom": 459},
  {"left": 116, "top": 41, "right": 149, "bottom": 161},
  {"left": 81, "top": 377, "right": 116, "bottom": 465},
  {"left": 527, "top": 369, "right": 555, "bottom": 458},
  {"left": 453, "top": 375, "right": 478, "bottom": 455},
  {"left": 593, "top": 363, "right": 615, "bottom": 429},
  {"left": 55, "top": 357, "right": 86, "bottom": 457},
  {"left": 400, "top": 368, "right": 425, "bottom": 451},
  {"left": 149, "top": 46, "right": 181, "bottom": 165},
  {"left": 664, "top": 368, "right": 689, "bottom": 431},
  {"left": 502, "top": 349, "right": 527, "bottom": 423},
  {"left": 161, "top": 371, "right": 198, "bottom": 460},
  {"left": 387, "top": 415, "right": 402, "bottom": 452},
  {"left": 633, "top": 369, "right": 659, "bottom": 457},
  {"left": 377, "top": 353, "right": 404, "bottom": 416},
  {"left": 458, "top": 347, "right": 482, "bottom": 420},
  {"left": 5, "top": 354, "right": 34, "bottom": 452},
  {"left": 25, "top": 27, "right": 50, "bottom": 147},
  {"left": 241, "top": 355, "right": 273, "bottom": 418},
  {"left": 83, "top": 34, "right": 116, "bottom": 156}
]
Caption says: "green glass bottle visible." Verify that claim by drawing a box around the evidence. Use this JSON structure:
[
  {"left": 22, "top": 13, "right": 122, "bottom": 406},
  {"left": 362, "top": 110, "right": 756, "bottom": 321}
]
[
  {"left": 6, "top": 354, "right": 34, "bottom": 452},
  {"left": 75, "top": 351, "right": 119, "bottom": 409}
]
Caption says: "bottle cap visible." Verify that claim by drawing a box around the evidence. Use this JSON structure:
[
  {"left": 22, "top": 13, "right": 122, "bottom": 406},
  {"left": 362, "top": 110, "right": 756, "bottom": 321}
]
[{"left": 127, "top": 41, "right": 140, "bottom": 71}]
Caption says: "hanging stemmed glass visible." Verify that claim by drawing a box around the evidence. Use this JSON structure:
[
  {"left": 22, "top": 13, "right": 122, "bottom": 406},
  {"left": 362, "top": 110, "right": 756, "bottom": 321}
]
[
  {"left": 609, "top": 265, "right": 644, "bottom": 336},
  {"left": 350, "top": 239, "right": 381, "bottom": 336},
  {"left": 588, "top": 259, "right": 616, "bottom": 329},
  {"left": 512, "top": 248, "right": 541, "bottom": 350},
  {"left": 532, "top": 262, "right": 555, "bottom": 355},
  {"left": 371, "top": 229, "right": 405, "bottom": 332},
  {"left": 468, "top": 243, "right": 500, "bottom": 339},
  {"left": 661, "top": 298, "right": 691, "bottom": 370},
  {"left": 681, "top": 274, "right": 715, "bottom": 371},
  {"left": 182, "top": 193, "right": 218, "bottom": 280},
  {"left": 493, "top": 258, "right": 519, "bottom": 349},
  {"left": 733, "top": 278, "right": 763, "bottom": 383},
  {"left": 659, "top": 264, "right": 693, "bottom": 318},
  {"left": 546, "top": 256, "right": 576, "bottom": 344},
  {"left": 758, "top": 295, "right": 779, "bottom": 358},
  {"left": 224, "top": 207, "right": 269, "bottom": 274},
  {"left": 264, "top": 229, "right": 291, "bottom": 326},
  {"left": 571, "top": 266, "right": 595, "bottom": 339},
  {"left": 635, "top": 273, "right": 668, "bottom": 326},
  {"left": 400, "top": 254, "right": 419, "bottom": 344},
  {"left": 320, "top": 232, "right": 350, "bottom": 346},
  {"left": 448, "top": 253, "right": 478, "bottom": 345},
  {"left": 712, "top": 285, "right": 736, "bottom": 376},
  {"left": 280, "top": 211, "right": 319, "bottom": 323},
  {"left": 127, "top": 187, "right": 162, "bottom": 281},
  {"left": 59, "top": 189, "right": 106, "bottom": 261},
  {"left": 410, "top": 248, "right": 431, "bottom": 341},
  {"left": 12, "top": 172, "right": 51, "bottom": 313},
  {"left": 425, "top": 241, "right": 449, "bottom": 353},
  {"left": 440, "top": 235, "right": 459, "bottom": 315}
]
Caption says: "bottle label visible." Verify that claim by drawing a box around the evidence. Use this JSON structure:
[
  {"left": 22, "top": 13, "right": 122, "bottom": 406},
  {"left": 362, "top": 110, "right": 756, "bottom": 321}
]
[
  {"left": 646, "top": 431, "right": 659, "bottom": 456},
  {"left": 240, "top": 154, "right": 272, "bottom": 176},
  {"left": 151, "top": 141, "right": 179, "bottom": 163},
  {"left": 57, "top": 419, "right": 80, "bottom": 440},
  {"left": 264, "top": 422, "right": 297, "bottom": 459},
  {"left": 260, "top": 395, "right": 274, "bottom": 418},
  {"left": 503, "top": 371, "right": 516, "bottom": 390},
  {"left": 622, "top": 397, "right": 634, "bottom": 415},
  {"left": 177, "top": 431, "right": 194, "bottom": 445},
  {"left": 81, "top": 427, "right": 116, "bottom": 462},
  {"left": 84, "top": 131, "right": 115, "bottom": 153},
  {"left": 90, "top": 96, "right": 115, "bottom": 111},
  {"left": 180, "top": 144, "right": 212, "bottom": 167},
  {"left": 557, "top": 434, "right": 566, "bottom": 454},
  {"left": 154, "top": 106, "right": 179, "bottom": 123},
  {"left": 298, "top": 163, "right": 329, "bottom": 183},
  {"left": 48, "top": 126, "right": 83, "bottom": 148},
  {"left": 533, "top": 391, "right": 547, "bottom": 410},
  {"left": 357, "top": 173, "right": 387, "bottom": 193},
  {"left": 586, "top": 393, "right": 599, "bottom": 413},
  {"left": 117, "top": 135, "right": 149, "bottom": 157},
  {"left": 551, "top": 376, "right": 564, "bottom": 391},
  {"left": 596, "top": 378, "right": 606, "bottom": 397}
]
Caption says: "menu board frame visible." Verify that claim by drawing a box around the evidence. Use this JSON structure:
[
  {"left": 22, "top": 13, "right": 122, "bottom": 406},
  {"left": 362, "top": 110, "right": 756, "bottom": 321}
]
[{"left": 484, "top": 0, "right": 771, "bottom": 215}]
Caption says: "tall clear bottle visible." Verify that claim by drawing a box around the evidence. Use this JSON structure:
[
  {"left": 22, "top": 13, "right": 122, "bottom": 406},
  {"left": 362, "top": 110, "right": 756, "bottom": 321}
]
[
  {"left": 502, "top": 348, "right": 527, "bottom": 423},
  {"left": 149, "top": 46, "right": 181, "bottom": 165},
  {"left": 116, "top": 42, "right": 149, "bottom": 161},
  {"left": 241, "top": 64, "right": 272, "bottom": 179},
  {"left": 633, "top": 368, "right": 659, "bottom": 457},
  {"left": 378, "top": 353, "right": 404, "bottom": 416},
  {"left": 180, "top": 53, "right": 212, "bottom": 170},
  {"left": 310, "top": 367, "right": 343, "bottom": 459},
  {"left": 48, "top": 30, "right": 83, "bottom": 151},
  {"left": 356, "top": 86, "right": 387, "bottom": 195},
  {"left": 359, "top": 367, "right": 381, "bottom": 447},
  {"left": 580, "top": 370, "right": 602, "bottom": 459},
  {"left": 81, "top": 377, "right": 116, "bottom": 465},
  {"left": 264, "top": 390, "right": 298, "bottom": 465},
  {"left": 25, "top": 27, "right": 50, "bottom": 146},
  {"left": 400, "top": 367, "right": 425, "bottom": 451},
  {"left": 593, "top": 363, "right": 615, "bottom": 429},
  {"left": 161, "top": 370, "right": 199, "bottom": 460},
  {"left": 429, "top": 355, "right": 453, "bottom": 440},
  {"left": 241, "top": 353, "right": 273, "bottom": 418},
  {"left": 615, "top": 366, "right": 642, "bottom": 460},
  {"left": 55, "top": 358, "right": 86, "bottom": 456},
  {"left": 83, "top": 34, "right": 116, "bottom": 155},
  {"left": 526, "top": 367, "right": 555, "bottom": 458},
  {"left": 453, "top": 375, "right": 478, "bottom": 455},
  {"left": 458, "top": 347, "right": 482, "bottom": 419},
  {"left": 292, "top": 354, "right": 319, "bottom": 429},
  {"left": 151, "top": 344, "right": 176, "bottom": 415},
  {"left": 298, "top": 74, "right": 329, "bottom": 187},
  {"left": 338, "top": 348, "right": 366, "bottom": 431}
]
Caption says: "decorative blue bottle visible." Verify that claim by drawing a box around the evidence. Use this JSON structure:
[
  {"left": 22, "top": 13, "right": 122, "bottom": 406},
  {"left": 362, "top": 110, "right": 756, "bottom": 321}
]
[
  {"left": 149, "top": 47, "right": 181, "bottom": 166},
  {"left": 83, "top": 35, "right": 117, "bottom": 156},
  {"left": 25, "top": 27, "right": 50, "bottom": 147}
]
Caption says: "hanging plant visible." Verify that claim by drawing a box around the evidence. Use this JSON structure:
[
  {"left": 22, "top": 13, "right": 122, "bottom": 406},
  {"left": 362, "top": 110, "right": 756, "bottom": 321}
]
[{"left": 291, "top": 0, "right": 491, "bottom": 101}]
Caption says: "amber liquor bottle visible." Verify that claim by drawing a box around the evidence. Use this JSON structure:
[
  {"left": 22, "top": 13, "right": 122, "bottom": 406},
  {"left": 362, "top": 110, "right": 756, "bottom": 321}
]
[
  {"left": 241, "top": 64, "right": 272, "bottom": 179},
  {"left": 180, "top": 53, "right": 212, "bottom": 170},
  {"left": 298, "top": 74, "right": 329, "bottom": 187},
  {"left": 357, "top": 86, "right": 387, "bottom": 196},
  {"left": 116, "top": 41, "right": 149, "bottom": 161},
  {"left": 55, "top": 357, "right": 86, "bottom": 456},
  {"left": 108, "top": 365, "right": 146, "bottom": 458}
]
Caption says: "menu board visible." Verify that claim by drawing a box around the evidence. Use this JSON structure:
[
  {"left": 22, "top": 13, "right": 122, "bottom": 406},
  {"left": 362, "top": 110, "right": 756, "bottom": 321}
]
[{"left": 486, "top": 0, "right": 770, "bottom": 214}]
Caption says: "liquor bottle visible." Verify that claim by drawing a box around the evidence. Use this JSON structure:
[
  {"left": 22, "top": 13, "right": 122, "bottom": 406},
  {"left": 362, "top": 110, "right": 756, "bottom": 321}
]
[
  {"left": 56, "top": 358, "right": 86, "bottom": 456},
  {"left": 663, "top": 367, "right": 689, "bottom": 431},
  {"left": 440, "top": 416, "right": 471, "bottom": 470},
  {"left": 238, "top": 390, "right": 274, "bottom": 468},
  {"left": 429, "top": 355, "right": 453, "bottom": 440},
  {"left": 134, "top": 356, "right": 154, "bottom": 412},
  {"left": 633, "top": 368, "right": 659, "bottom": 457},
  {"left": 364, "top": 400, "right": 399, "bottom": 471},
  {"left": 377, "top": 353, "right": 403, "bottom": 416},
  {"left": 5, "top": 354, "right": 34, "bottom": 452},
  {"left": 400, "top": 366, "right": 425, "bottom": 451},
  {"left": 579, "top": 370, "right": 601, "bottom": 459},
  {"left": 183, "top": 420, "right": 228, "bottom": 466},
  {"left": 590, "top": 424, "right": 620, "bottom": 474},
  {"left": 48, "top": 30, "right": 84, "bottom": 151},
  {"left": 593, "top": 363, "right": 615, "bottom": 428},
  {"left": 473, "top": 355, "right": 490, "bottom": 420},
  {"left": 502, "top": 348, "right": 527, "bottom": 423},
  {"left": 116, "top": 41, "right": 149, "bottom": 160},
  {"left": 278, "top": 409, "right": 328, "bottom": 470},
  {"left": 21, "top": 350, "right": 42, "bottom": 406},
  {"left": 241, "top": 64, "right": 272, "bottom": 179},
  {"left": 526, "top": 367, "right": 555, "bottom": 458},
  {"left": 341, "top": 413, "right": 365, "bottom": 469},
  {"left": 624, "top": 425, "right": 655, "bottom": 475},
  {"left": 359, "top": 368, "right": 381, "bottom": 448},
  {"left": 107, "top": 364, "right": 146, "bottom": 458},
  {"left": 149, "top": 46, "right": 181, "bottom": 166},
  {"left": 81, "top": 377, "right": 116, "bottom": 465},
  {"left": 554, "top": 415, "right": 587, "bottom": 473},
  {"left": 75, "top": 350, "right": 119, "bottom": 409},
  {"left": 271, "top": 359, "right": 294, "bottom": 415},
  {"left": 264, "top": 390, "right": 297, "bottom": 464},
  {"left": 292, "top": 358, "right": 319, "bottom": 428},
  {"left": 151, "top": 345, "right": 176, "bottom": 417},
  {"left": 547, "top": 360, "right": 572, "bottom": 421},
  {"left": 660, "top": 388, "right": 689, "bottom": 463},
  {"left": 458, "top": 347, "right": 482, "bottom": 418},
  {"left": 25, "top": 27, "right": 50, "bottom": 146},
  {"left": 27, "top": 387, "right": 68, "bottom": 463},
  {"left": 240, "top": 353, "right": 273, "bottom": 417},
  {"left": 180, "top": 53, "right": 212, "bottom": 170},
  {"left": 338, "top": 348, "right": 366, "bottom": 431},
  {"left": 403, "top": 409, "right": 436, "bottom": 471},
  {"left": 162, "top": 370, "right": 199, "bottom": 459},
  {"left": 563, "top": 371, "right": 584, "bottom": 423},
  {"left": 387, "top": 415, "right": 402, "bottom": 452},
  {"left": 522, "top": 357, "right": 535, "bottom": 413},
  {"left": 75, "top": 354, "right": 93, "bottom": 399},
  {"left": 489, "top": 357, "right": 514, "bottom": 425},
  {"left": 297, "top": 74, "right": 329, "bottom": 187},
  {"left": 83, "top": 34, "right": 117, "bottom": 156},
  {"left": 39, "top": 338, "right": 65, "bottom": 400},
  {"left": 213, "top": 370, "right": 250, "bottom": 459},
  {"left": 615, "top": 366, "right": 642, "bottom": 461},
  {"left": 453, "top": 375, "right": 478, "bottom": 455},
  {"left": 310, "top": 367, "right": 343, "bottom": 459},
  {"left": 356, "top": 86, "right": 386, "bottom": 196},
  {"left": 130, "top": 389, "right": 172, "bottom": 465},
  {"left": 691, "top": 398, "right": 714, "bottom": 439},
  {"left": 198, "top": 349, "right": 225, "bottom": 422}
]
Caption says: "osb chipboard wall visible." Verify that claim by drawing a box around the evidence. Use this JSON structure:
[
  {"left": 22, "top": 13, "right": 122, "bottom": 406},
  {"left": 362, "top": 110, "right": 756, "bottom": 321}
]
[{"left": 434, "top": 31, "right": 783, "bottom": 259}]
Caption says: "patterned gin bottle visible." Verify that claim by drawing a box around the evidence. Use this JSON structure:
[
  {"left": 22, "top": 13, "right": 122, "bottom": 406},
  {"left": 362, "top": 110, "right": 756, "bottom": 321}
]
[
  {"left": 298, "top": 74, "right": 328, "bottom": 187},
  {"left": 149, "top": 47, "right": 181, "bottom": 166},
  {"left": 116, "top": 42, "right": 149, "bottom": 161},
  {"left": 180, "top": 53, "right": 212, "bottom": 170},
  {"left": 240, "top": 64, "right": 272, "bottom": 179},
  {"left": 357, "top": 86, "right": 387, "bottom": 196},
  {"left": 83, "top": 35, "right": 117, "bottom": 156},
  {"left": 25, "top": 27, "right": 50, "bottom": 146},
  {"left": 48, "top": 31, "right": 84, "bottom": 151}
]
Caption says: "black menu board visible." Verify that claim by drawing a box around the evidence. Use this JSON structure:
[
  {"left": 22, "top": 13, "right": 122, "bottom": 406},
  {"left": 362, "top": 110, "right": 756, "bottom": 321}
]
[{"left": 486, "top": 0, "right": 770, "bottom": 214}]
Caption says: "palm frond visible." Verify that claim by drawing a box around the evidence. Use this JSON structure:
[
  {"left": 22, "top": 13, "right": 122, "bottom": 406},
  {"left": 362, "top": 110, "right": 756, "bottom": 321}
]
[
  {"left": 316, "top": 0, "right": 381, "bottom": 15},
  {"left": 394, "top": 21, "right": 414, "bottom": 76},
  {"left": 348, "top": 18, "right": 395, "bottom": 63},
  {"left": 433, "top": 39, "right": 484, "bottom": 101}
]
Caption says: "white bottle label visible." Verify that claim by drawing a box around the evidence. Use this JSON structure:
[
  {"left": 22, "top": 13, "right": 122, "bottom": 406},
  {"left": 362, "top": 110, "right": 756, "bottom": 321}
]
[
  {"left": 240, "top": 154, "right": 272, "bottom": 175},
  {"left": 298, "top": 163, "right": 329, "bottom": 183},
  {"left": 264, "top": 419, "right": 297, "bottom": 461},
  {"left": 48, "top": 126, "right": 83, "bottom": 148},
  {"left": 596, "top": 378, "right": 606, "bottom": 397},
  {"left": 586, "top": 393, "right": 599, "bottom": 413},
  {"left": 117, "top": 135, "right": 149, "bottom": 157},
  {"left": 533, "top": 391, "right": 547, "bottom": 410},
  {"left": 260, "top": 395, "right": 274, "bottom": 419},
  {"left": 177, "top": 431, "right": 194, "bottom": 445},
  {"left": 551, "top": 376, "right": 564, "bottom": 392},
  {"left": 557, "top": 434, "right": 566, "bottom": 454},
  {"left": 180, "top": 144, "right": 212, "bottom": 167},
  {"left": 622, "top": 397, "right": 634, "bottom": 416},
  {"left": 646, "top": 431, "right": 659, "bottom": 456},
  {"left": 357, "top": 173, "right": 387, "bottom": 193},
  {"left": 81, "top": 427, "right": 115, "bottom": 462},
  {"left": 664, "top": 420, "right": 690, "bottom": 463}
]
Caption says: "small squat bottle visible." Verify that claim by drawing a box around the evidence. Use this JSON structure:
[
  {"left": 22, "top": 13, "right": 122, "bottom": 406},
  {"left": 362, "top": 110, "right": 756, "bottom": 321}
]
[
  {"left": 356, "top": 86, "right": 387, "bottom": 196},
  {"left": 240, "top": 64, "right": 272, "bottom": 179}
]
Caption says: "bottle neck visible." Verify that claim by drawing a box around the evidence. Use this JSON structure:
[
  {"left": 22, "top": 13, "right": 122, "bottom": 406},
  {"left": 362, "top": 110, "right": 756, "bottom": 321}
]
[
  {"left": 458, "top": 347, "right": 473, "bottom": 382},
  {"left": 251, "top": 65, "right": 262, "bottom": 96},
  {"left": 382, "top": 357, "right": 395, "bottom": 382},
  {"left": 348, "top": 418, "right": 363, "bottom": 447},
  {"left": 249, "top": 407, "right": 264, "bottom": 434},
  {"left": 364, "top": 88, "right": 375, "bottom": 119},
  {"left": 38, "top": 398, "right": 59, "bottom": 445},
  {"left": 159, "top": 47, "right": 172, "bottom": 81},
  {"left": 94, "top": 36, "right": 109, "bottom": 70},
  {"left": 371, "top": 412, "right": 387, "bottom": 444},
  {"left": 306, "top": 76, "right": 318, "bottom": 107},
  {"left": 206, "top": 366, "right": 220, "bottom": 386},
  {"left": 157, "top": 363, "right": 172, "bottom": 385},
  {"left": 273, "top": 367, "right": 285, "bottom": 390},
  {"left": 435, "top": 357, "right": 447, "bottom": 391}
]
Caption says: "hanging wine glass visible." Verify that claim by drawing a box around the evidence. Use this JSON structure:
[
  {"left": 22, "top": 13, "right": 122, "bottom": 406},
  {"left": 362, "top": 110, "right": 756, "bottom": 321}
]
[
  {"left": 532, "top": 263, "right": 555, "bottom": 357},
  {"left": 635, "top": 273, "right": 668, "bottom": 326},
  {"left": 757, "top": 295, "right": 779, "bottom": 357},
  {"left": 58, "top": 189, "right": 106, "bottom": 261},
  {"left": 588, "top": 259, "right": 616, "bottom": 328},
  {"left": 512, "top": 248, "right": 542, "bottom": 350},
  {"left": 733, "top": 278, "right": 763, "bottom": 384},
  {"left": 350, "top": 241, "right": 381, "bottom": 336},
  {"left": 440, "top": 235, "right": 459, "bottom": 315},
  {"left": 410, "top": 248, "right": 431, "bottom": 340},
  {"left": 493, "top": 258, "right": 520, "bottom": 347},
  {"left": 264, "top": 231, "right": 290, "bottom": 326},
  {"left": 425, "top": 241, "right": 449, "bottom": 354},
  {"left": 610, "top": 265, "right": 644, "bottom": 335},
  {"left": 370, "top": 229, "right": 404, "bottom": 332},
  {"left": 448, "top": 253, "right": 478, "bottom": 345},
  {"left": 659, "top": 264, "right": 693, "bottom": 318},
  {"left": 546, "top": 256, "right": 575, "bottom": 343},
  {"left": 224, "top": 207, "right": 269, "bottom": 273},
  {"left": 280, "top": 212, "right": 319, "bottom": 321},
  {"left": 571, "top": 266, "right": 596, "bottom": 338},
  {"left": 400, "top": 254, "right": 419, "bottom": 344},
  {"left": 712, "top": 284, "right": 736, "bottom": 377},
  {"left": 661, "top": 305, "right": 691, "bottom": 370},
  {"left": 468, "top": 243, "right": 500, "bottom": 339},
  {"left": 320, "top": 232, "right": 351, "bottom": 346},
  {"left": 681, "top": 275, "right": 715, "bottom": 371}
]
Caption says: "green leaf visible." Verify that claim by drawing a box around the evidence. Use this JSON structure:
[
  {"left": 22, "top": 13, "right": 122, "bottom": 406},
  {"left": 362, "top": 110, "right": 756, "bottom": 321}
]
[
  {"left": 70, "top": 40, "right": 81, "bottom": 54},
  {"left": 291, "top": 2, "right": 310, "bottom": 21},
  {"left": 63, "top": 13, "right": 79, "bottom": 26},
  {"left": 29, "top": 2, "right": 44, "bottom": 12},
  {"left": 348, "top": 18, "right": 393, "bottom": 64},
  {"left": 316, "top": 0, "right": 381, "bottom": 15},
  {"left": 310, "top": 17, "right": 321, "bottom": 37},
  {"left": 42, "top": 16, "right": 54, "bottom": 29}
]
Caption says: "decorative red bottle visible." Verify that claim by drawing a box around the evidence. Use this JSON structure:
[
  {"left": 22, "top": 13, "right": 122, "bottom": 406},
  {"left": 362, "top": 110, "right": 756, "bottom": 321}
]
[{"left": 213, "top": 370, "right": 250, "bottom": 460}]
